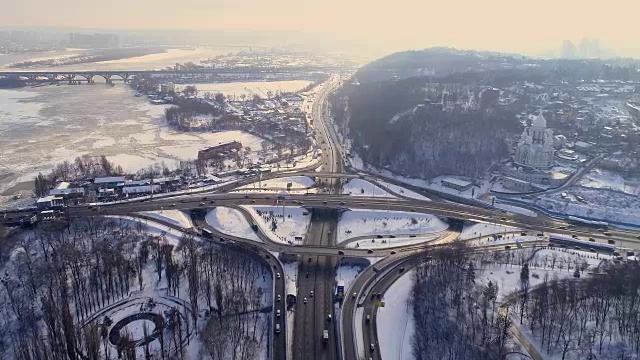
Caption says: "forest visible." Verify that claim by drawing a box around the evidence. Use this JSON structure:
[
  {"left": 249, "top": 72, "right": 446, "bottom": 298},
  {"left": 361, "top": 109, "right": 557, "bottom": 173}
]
[
  {"left": 334, "top": 79, "right": 520, "bottom": 179},
  {"left": 0, "top": 217, "right": 270, "bottom": 360}
]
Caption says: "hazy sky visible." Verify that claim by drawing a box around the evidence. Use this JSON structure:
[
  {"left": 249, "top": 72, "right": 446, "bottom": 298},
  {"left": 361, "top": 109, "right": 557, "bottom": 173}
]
[{"left": 3, "top": 0, "right": 640, "bottom": 56}]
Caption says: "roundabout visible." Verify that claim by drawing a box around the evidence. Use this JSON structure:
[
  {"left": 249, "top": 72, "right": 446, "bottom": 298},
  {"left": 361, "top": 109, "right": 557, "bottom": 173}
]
[{"left": 108, "top": 312, "right": 163, "bottom": 347}]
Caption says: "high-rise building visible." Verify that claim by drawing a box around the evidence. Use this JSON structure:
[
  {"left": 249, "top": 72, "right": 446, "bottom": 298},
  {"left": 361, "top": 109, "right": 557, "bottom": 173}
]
[
  {"left": 590, "top": 38, "right": 601, "bottom": 58},
  {"left": 561, "top": 40, "right": 577, "bottom": 58},
  {"left": 579, "top": 37, "right": 590, "bottom": 58}
]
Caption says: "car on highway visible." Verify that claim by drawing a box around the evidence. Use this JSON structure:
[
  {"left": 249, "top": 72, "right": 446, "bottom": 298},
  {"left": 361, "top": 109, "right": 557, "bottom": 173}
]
[
  {"left": 399, "top": 267, "right": 405, "bottom": 272},
  {"left": 277, "top": 294, "right": 281, "bottom": 302},
  {"left": 310, "top": 291, "right": 314, "bottom": 297},
  {"left": 366, "top": 314, "right": 370, "bottom": 322},
  {"left": 352, "top": 292, "right": 357, "bottom": 298},
  {"left": 276, "top": 273, "right": 281, "bottom": 279},
  {"left": 171, "top": 203, "right": 176, "bottom": 207},
  {"left": 303, "top": 297, "right": 307, "bottom": 304},
  {"left": 390, "top": 250, "right": 396, "bottom": 255},
  {"left": 200, "top": 202, "right": 205, "bottom": 206},
  {"left": 275, "top": 324, "right": 281, "bottom": 334},
  {"left": 327, "top": 314, "right": 332, "bottom": 321},
  {"left": 276, "top": 309, "right": 281, "bottom": 317},
  {"left": 370, "top": 344, "right": 375, "bottom": 352},
  {"left": 368, "top": 249, "right": 373, "bottom": 253}
]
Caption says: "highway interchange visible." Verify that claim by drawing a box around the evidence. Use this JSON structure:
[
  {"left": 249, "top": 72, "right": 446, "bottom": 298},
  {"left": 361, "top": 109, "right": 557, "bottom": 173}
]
[{"left": 18, "top": 74, "right": 640, "bottom": 360}]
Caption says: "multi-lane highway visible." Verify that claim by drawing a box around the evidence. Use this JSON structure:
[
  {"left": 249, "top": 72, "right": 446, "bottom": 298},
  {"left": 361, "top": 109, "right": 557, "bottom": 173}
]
[
  {"left": 292, "top": 75, "right": 344, "bottom": 360},
  {"left": 66, "top": 193, "right": 640, "bottom": 248}
]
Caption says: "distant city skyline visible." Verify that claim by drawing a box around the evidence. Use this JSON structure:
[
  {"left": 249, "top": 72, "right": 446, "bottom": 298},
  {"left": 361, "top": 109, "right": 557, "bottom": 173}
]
[{"left": 2, "top": 0, "right": 640, "bottom": 58}]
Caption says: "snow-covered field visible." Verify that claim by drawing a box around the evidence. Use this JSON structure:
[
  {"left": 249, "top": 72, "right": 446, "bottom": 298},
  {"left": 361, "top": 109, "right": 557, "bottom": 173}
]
[
  {"left": 242, "top": 205, "right": 311, "bottom": 245},
  {"left": 337, "top": 210, "right": 449, "bottom": 244},
  {"left": 205, "top": 207, "right": 263, "bottom": 242},
  {"left": 139, "top": 210, "right": 193, "bottom": 229},
  {"left": 377, "top": 270, "right": 415, "bottom": 360},
  {"left": 459, "top": 222, "right": 519, "bottom": 241},
  {"left": 342, "top": 178, "right": 395, "bottom": 198},
  {"left": 376, "top": 180, "right": 431, "bottom": 201}
]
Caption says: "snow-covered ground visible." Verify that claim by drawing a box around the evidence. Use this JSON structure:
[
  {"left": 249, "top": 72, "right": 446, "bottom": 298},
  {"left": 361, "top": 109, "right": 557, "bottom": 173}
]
[
  {"left": 478, "top": 247, "right": 613, "bottom": 302},
  {"left": 469, "top": 235, "right": 542, "bottom": 247},
  {"left": 106, "top": 216, "right": 186, "bottom": 245},
  {"left": 139, "top": 210, "right": 193, "bottom": 229},
  {"left": 579, "top": 168, "right": 639, "bottom": 195},
  {"left": 281, "top": 261, "right": 299, "bottom": 297},
  {"left": 345, "top": 233, "right": 443, "bottom": 249},
  {"left": 375, "top": 180, "right": 431, "bottom": 201},
  {"left": 480, "top": 265, "right": 573, "bottom": 302},
  {"left": 336, "top": 263, "right": 368, "bottom": 296},
  {"left": 459, "top": 222, "right": 520, "bottom": 241},
  {"left": 281, "top": 261, "right": 298, "bottom": 360},
  {"left": 493, "top": 202, "right": 538, "bottom": 217},
  {"left": 242, "top": 205, "right": 311, "bottom": 245},
  {"left": 377, "top": 270, "right": 415, "bottom": 360},
  {"left": 238, "top": 176, "right": 316, "bottom": 191},
  {"left": 342, "top": 178, "right": 395, "bottom": 198},
  {"left": 337, "top": 210, "right": 449, "bottom": 244},
  {"left": 205, "top": 207, "right": 263, "bottom": 242},
  {"left": 532, "top": 186, "right": 640, "bottom": 225}
]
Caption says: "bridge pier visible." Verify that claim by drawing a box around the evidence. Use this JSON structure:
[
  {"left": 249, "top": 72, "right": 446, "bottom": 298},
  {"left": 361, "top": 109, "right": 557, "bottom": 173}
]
[{"left": 105, "top": 75, "right": 112, "bottom": 85}]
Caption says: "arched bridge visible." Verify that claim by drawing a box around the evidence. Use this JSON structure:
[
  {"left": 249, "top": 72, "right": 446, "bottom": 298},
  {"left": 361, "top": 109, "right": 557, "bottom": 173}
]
[{"left": 0, "top": 66, "right": 343, "bottom": 84}]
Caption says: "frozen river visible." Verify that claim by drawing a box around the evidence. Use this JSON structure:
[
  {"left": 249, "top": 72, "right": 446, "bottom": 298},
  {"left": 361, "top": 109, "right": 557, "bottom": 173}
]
[
  {"left": 0, "top": 83, "right": 273, "bottom": 208},
  {"left": 0, "top": 48, "right": 226, "bottom": 71}
]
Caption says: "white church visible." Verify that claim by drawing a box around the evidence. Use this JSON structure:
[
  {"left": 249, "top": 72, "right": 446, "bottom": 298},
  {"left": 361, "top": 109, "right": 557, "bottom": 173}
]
[
  {"left": 514, "top": 113, "right": 555, "bottom": 169},
  {"left": 500, "top": 112, "right": 567, "bottom": 192}
]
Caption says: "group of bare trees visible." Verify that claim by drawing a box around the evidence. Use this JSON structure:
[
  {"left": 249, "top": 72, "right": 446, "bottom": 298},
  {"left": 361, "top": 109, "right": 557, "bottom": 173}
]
[
  {"left": 512, "top": 260, "right": 640, "bottom": 359},
  {"left": 411, "top": 245, "right": 511, "bottom": 360},
  {"left": 194, "top": 245, "right": 268, "bottom": 360},
  {"left": 34, "top": 155, "right": 124, "bottom": 196},
  {"left": 0, "top": 216, "right": 270, "bottom": 360}
]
